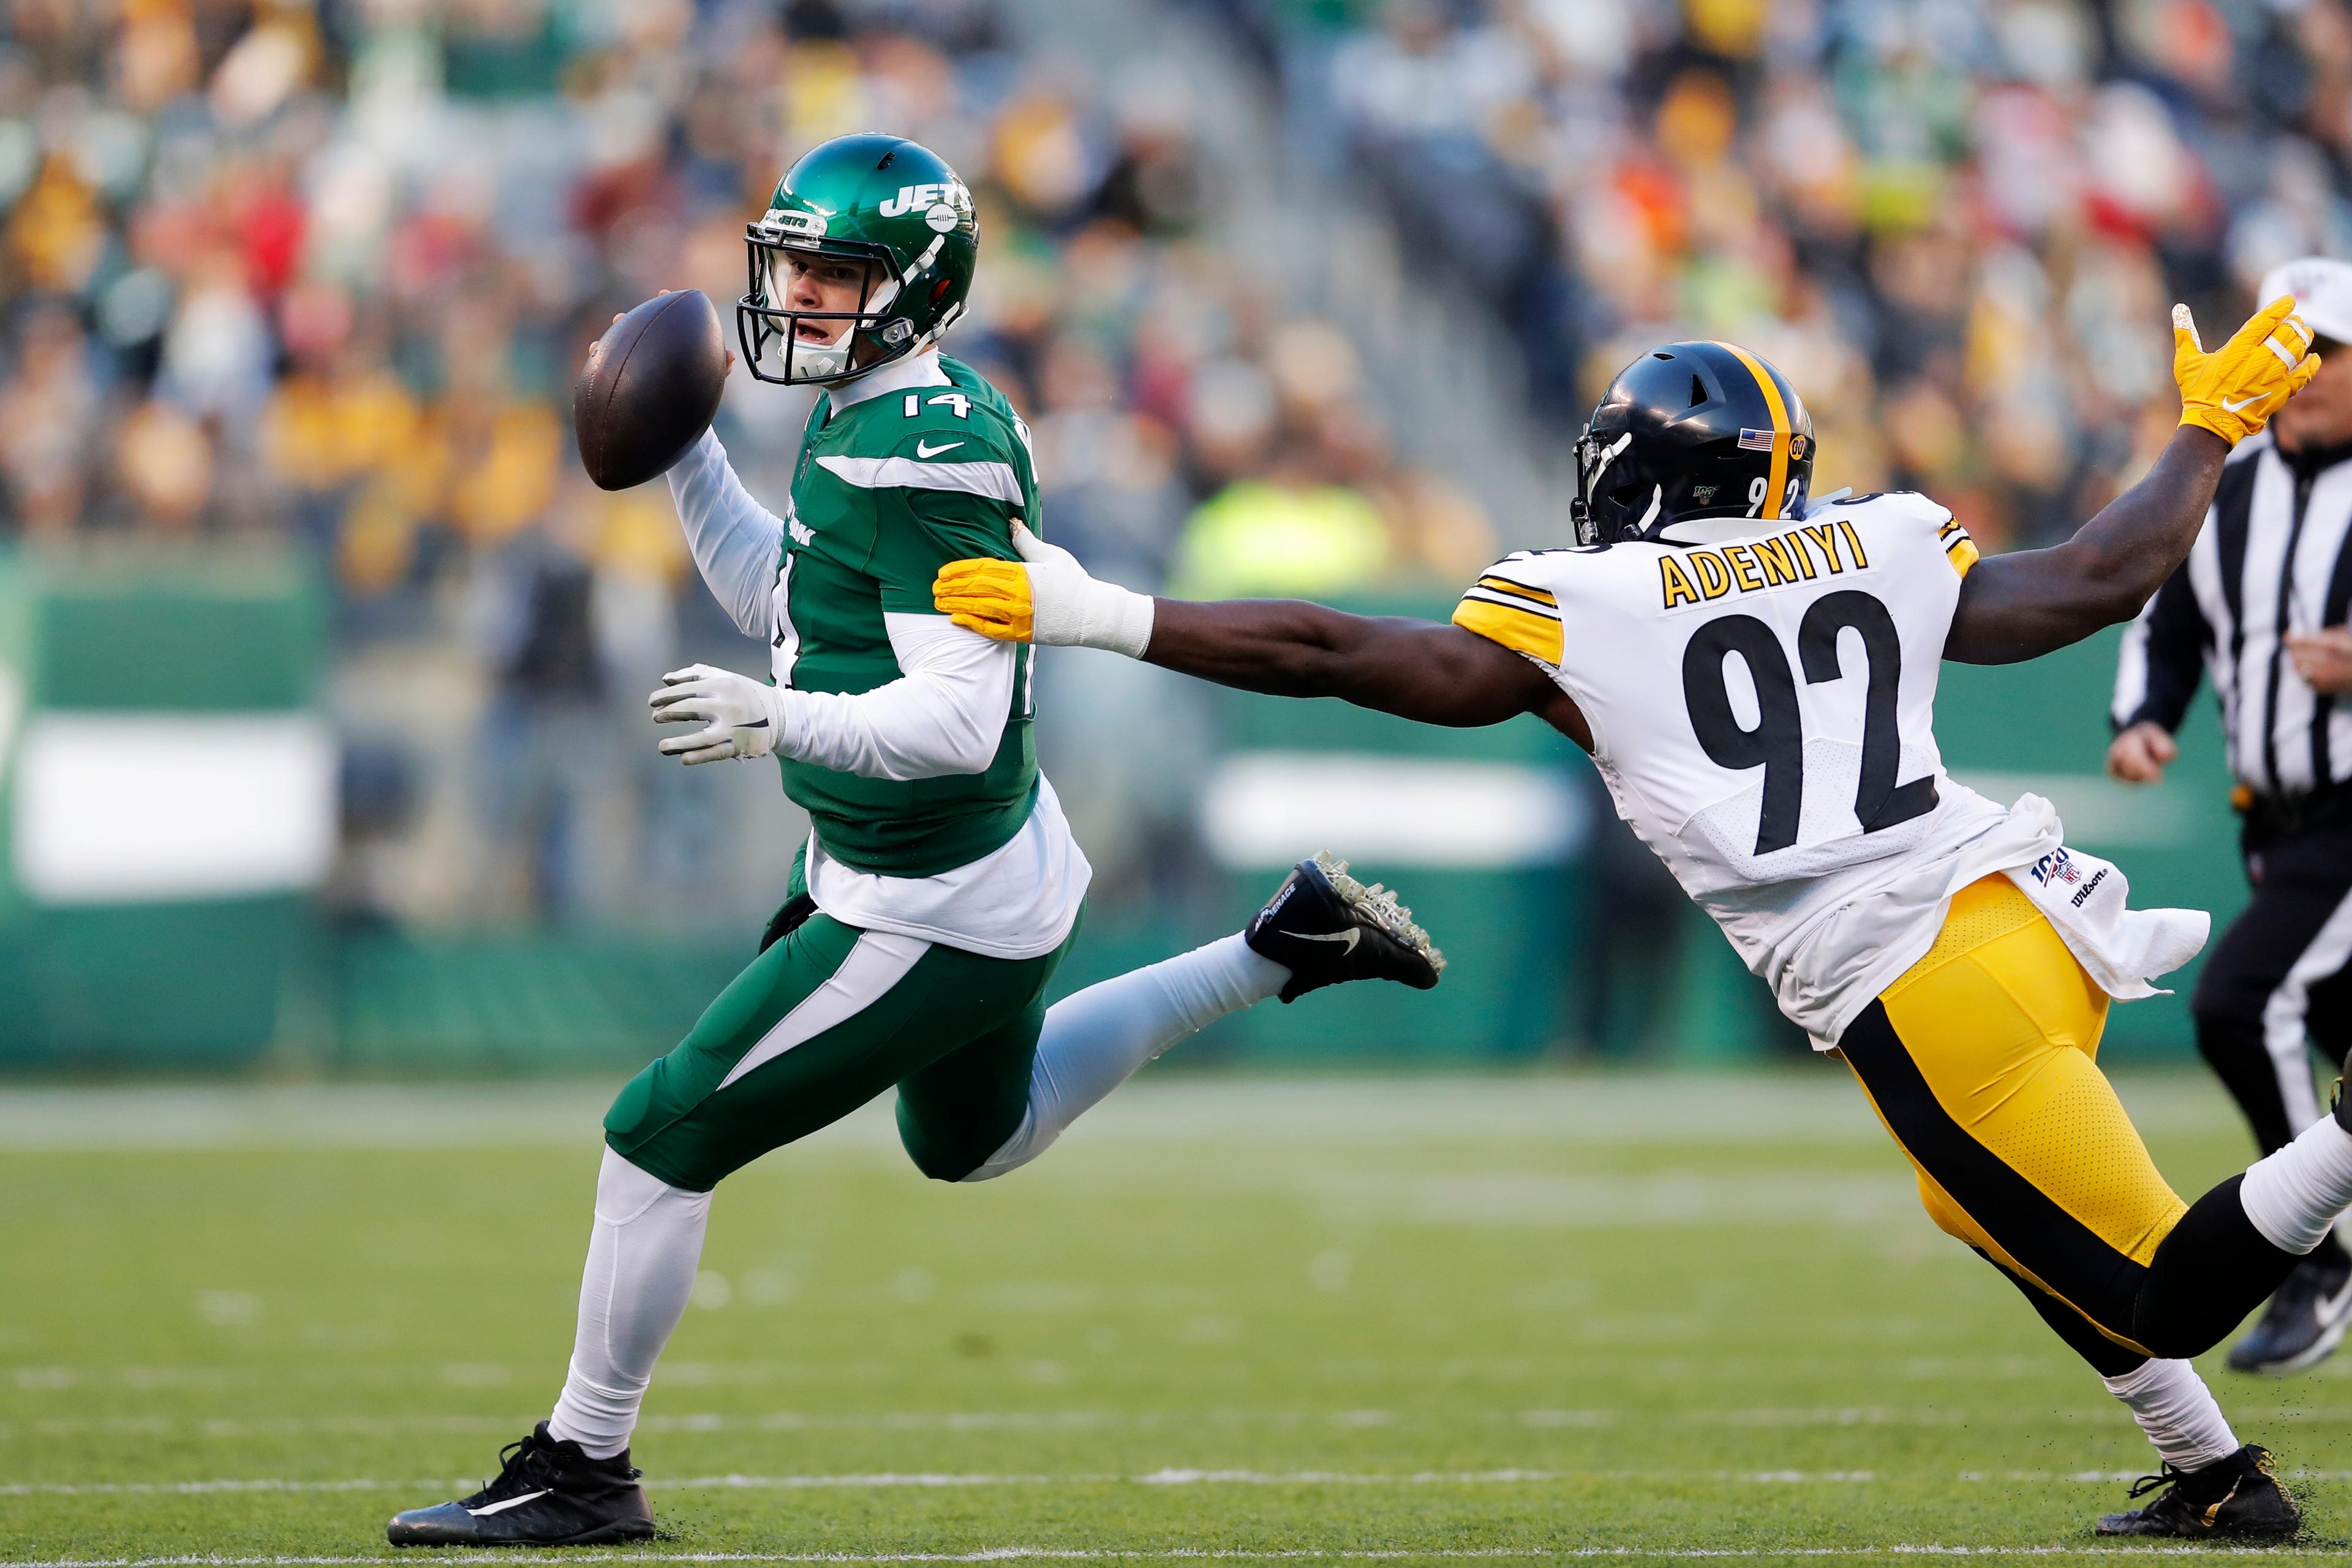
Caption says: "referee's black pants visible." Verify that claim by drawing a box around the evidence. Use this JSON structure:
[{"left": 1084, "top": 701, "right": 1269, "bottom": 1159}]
[{"left": 2192, "top": 798, "right": 2352, "bottom": 1268}]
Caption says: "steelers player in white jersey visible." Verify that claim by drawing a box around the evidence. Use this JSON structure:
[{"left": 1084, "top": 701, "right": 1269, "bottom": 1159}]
[{"left": 933, "top": 299, "right": 2352, "bottom": 1539}]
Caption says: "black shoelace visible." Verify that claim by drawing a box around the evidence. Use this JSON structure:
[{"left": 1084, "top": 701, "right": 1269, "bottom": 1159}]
[
  {"left": 486, "top": 1433, "right": 558, "bottom": 1496},
  {"left": 2125, "top": 1464, "right": 2185, "bottom": 1502}
]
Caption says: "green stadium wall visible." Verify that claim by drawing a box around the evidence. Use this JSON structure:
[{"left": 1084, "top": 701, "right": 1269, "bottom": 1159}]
[{"left": 0, "top": 569, "right": 2247, "bottom": 1073}]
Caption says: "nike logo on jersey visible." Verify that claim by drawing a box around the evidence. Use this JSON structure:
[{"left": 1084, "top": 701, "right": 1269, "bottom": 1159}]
[
  {"left": 2221, "top": 393, "right": 2261, "bottom": 412},
  {"left": 915, "top": 439, "right": 964, "bottom": 459},
  {"left": 466, "top": 1491, "right": 549, "bottom": 1517},
  {"left": 1292, "top": 929, "right": 1360, "bottom": 951}
]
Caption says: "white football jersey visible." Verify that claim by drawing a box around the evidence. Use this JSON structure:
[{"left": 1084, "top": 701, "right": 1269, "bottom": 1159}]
[{"left": 1455, "top": 491, "right": 2037, "bottom": 1042}]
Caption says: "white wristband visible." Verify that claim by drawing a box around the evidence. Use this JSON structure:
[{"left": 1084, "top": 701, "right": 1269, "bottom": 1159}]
[{"left": 1023, "top": 549, "right": 1155, "bottom": 657}]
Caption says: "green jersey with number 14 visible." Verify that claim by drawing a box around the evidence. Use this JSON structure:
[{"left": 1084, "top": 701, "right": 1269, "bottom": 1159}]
[{"left": 774, "top": 355, "right": 1039, "bottom": 878}]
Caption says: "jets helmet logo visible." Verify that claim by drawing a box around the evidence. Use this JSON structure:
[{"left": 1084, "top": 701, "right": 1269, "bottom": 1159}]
[
  {"left": 878, "top": 181, "right": 971, "bottom": 220},
  {"left": 758, "top": 208, "right": 826, "bottom": 240}
]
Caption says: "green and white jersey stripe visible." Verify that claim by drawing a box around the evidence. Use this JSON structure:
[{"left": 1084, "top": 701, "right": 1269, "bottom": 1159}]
[
  {"left": 815, "top": 454, "right": 1027, "bottom": 503},
  {"left": 775, "top": 355, "right": 1041, "bottom": 878}
]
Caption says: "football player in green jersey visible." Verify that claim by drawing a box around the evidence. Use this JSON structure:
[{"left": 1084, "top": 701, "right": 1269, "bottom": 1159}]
[{"left": 385, "top": 134, "right": 1444, "bottom": 1548}]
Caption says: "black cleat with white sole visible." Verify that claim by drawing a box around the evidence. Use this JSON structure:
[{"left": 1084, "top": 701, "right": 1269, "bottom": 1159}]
[
  {"left": 1245, "top": 852, "right": 1446, "bottom": 1003},
  {"left": 2095, "top": 1444, "right": 2301, "bottom": 1538},
  {"left": 387, "top": 1423, "right": 654, "bottom": 1547},
  {"left": 2228, "top": 1254, "right": 2352, "bottom": 1374}
]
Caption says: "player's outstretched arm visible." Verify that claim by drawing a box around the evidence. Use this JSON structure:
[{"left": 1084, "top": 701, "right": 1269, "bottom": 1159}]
[
  {"left": 1946, "top": 298, "right": 2318, "bottom": 665},
  {"left": 932, "top": 526, "right": 1581, "bottom": 740},
  {"left": 1944, "top": 424, "right": 2230, "bottom": 665},
  {"left": 1144, "top": 597, "right": 1569, "bottom": 732}
]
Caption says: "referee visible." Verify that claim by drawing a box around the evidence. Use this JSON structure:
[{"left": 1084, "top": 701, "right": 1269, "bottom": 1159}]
[{"left": 2111, "top": 257, "right": 2352, "bottom": 1373}]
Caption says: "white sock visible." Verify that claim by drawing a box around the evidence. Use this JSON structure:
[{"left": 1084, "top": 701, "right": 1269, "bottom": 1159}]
[
  {"left": 2103, "top": 1358, "right": 2239, "bottom": 1472},
  {"left": 2241, "top": 1115, "right": 2352, "bottom": 1254},
  {"left": 961, "top": 932, "right": 1287, "bottom": 1181},
  {"left": 546, "top": 1148, "right": 711, "bottom": 1459}
]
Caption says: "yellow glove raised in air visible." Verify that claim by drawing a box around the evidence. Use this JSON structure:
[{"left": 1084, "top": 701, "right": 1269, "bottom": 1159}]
[
  {"left": 2176, "top": 295, "right": 2320, "bottom": 445},
  {"left": 933, "top": 523, "right": 1156, "bottom": 656}
]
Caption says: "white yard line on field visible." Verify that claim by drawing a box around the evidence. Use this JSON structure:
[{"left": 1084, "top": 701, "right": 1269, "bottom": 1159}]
[
  {"left": 0, "top": 1547, "right": 2340, "bottom": 1565},
  {"left": 0, "top": 1407, "right": 2177, "bottom": 1439},
  {"left": 26, "top": 1468, "right": 2352, "bottom": 1496},
  {"left": 3, "top": 1473, "right": 1785, "bottom": 1498},
  {"left": 0, "top": 1074, "right": 2241, "bottom": 1152}
]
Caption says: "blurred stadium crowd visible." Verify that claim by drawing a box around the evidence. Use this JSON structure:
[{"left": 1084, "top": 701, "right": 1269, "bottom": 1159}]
[
  {"left": 1224, "top": 0, "right": 2352, "bottom": 549},
  {"left": 0, "top": 0, "right": 1493, "bottom": 925},
  {"left": 1, "top": 0, "right": 2348, "bottom": 932}
]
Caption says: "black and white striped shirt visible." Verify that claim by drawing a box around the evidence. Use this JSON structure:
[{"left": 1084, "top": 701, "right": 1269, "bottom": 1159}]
[{"left": 2114, "top": 432, "right": 2352, "bottom": 798}]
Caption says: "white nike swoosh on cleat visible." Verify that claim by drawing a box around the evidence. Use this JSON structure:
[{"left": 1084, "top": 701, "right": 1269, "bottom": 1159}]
[
  {"left": 466, "top": 1490, "right": 550, "bottom": 1517},
  {"left": 1292, "top": 929, "right": 1360, "bottom": 951},
  {"left": 916, "top": 440, "right": 964, "bottom": 458}
]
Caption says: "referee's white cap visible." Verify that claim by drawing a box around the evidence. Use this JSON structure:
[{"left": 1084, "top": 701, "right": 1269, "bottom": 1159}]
[{"left": 2258, "top": 257, "right": 2352, "bottom": 344}]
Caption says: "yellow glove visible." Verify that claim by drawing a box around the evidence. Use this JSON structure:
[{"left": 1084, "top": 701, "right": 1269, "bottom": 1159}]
[
  {"left": 2176, "top": 295, "right": 2320, "bottom": 445},
  {"left": 932, "top": 522, "right": 1156, "bottom": 655},
  {"left": 933, "top": 556, "right": 1033, "bottom": 641}
]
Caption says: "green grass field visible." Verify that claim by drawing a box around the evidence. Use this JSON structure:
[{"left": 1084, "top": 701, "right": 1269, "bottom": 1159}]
[{"left": 10, "top": 1072, "right": 2352, "bottom": 1566}]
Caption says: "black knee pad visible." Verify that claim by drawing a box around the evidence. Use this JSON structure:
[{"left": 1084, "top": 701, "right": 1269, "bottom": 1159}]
[
  {"left": 1980, "top": 1249, "right": 2148, "bottom": 1378},
  {"left": 2134, "top": 1175, "right": 2301, "bottom": 1357},
  {"left": 894, "top": 1095, "right": 990, "bottom": 1183}
]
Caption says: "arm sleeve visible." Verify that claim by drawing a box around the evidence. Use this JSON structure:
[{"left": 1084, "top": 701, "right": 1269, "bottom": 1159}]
[
  {"left": 774, "top": 613, "right": 1015, "bottom": 780},
  {"left": 666, "top": 429, "right": 782, "bottom": 640},
  {"left": 2112, "top": 557, "right": 2208, "bottom": 733}
]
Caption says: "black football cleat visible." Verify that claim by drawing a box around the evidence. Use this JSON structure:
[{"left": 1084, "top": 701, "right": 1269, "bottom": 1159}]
[
  {"left": 388, "top": 1422, "right": 654, "bottom": 1546},
  {"left": 2228, "top": 1254, "right": 2352, "bottom": 1373},
  {"left": 2095, "top": 1444, "right": 2301, "bottom": 1538},
  {"left": 1245, "top": 851, "right": 1445, "bottom": 1003}
]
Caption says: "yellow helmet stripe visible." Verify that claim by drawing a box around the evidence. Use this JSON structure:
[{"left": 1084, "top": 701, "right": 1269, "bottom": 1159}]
[{"left": 1716, "top": 342, "right": 1790, "bottom": 521}]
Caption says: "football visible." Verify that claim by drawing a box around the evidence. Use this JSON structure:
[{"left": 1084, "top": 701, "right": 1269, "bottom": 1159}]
[{"left": 573, "top": 288, "right": 728, "bottom": 491}]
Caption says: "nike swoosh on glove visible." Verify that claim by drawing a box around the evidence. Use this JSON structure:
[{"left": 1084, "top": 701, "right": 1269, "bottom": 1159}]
[
  {"left": 649, "top": 663, "right": 791, "bottom": 764},
  {"left": 2176, "top": 295, "right": 2321, "bottom": 446},
  {"left": 930, "top": 524, "right": 1156, "bottom": 657}
]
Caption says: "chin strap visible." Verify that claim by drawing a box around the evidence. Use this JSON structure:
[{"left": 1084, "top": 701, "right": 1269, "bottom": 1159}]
[{"left": 1632, "top": 484, "right": 1663, "bottom": 538}]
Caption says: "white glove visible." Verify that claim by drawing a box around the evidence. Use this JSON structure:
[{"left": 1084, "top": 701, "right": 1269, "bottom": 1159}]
[
  {"left": 649, "top": 664, "right": 792, "bottom": 764},
  {"left": 1012, "top": 523, "right": 1157, "bottom": 655}
]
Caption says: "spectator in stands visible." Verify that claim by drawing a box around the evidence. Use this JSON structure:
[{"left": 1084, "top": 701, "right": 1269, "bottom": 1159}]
[
  {"left": 0, "top": 300, "right": 96, "bottom": 534},
  {"left": 1237, "top": 0, "right": 2352, "bottom": 554}
]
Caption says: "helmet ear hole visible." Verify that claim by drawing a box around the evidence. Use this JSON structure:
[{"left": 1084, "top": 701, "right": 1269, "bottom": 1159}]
[
  {"left": 930, "top": 276, "right": 952, "bottom": 301},
  {"left": 1594, "top": 457, "right": 1641, "bottom": 515},
  {"left": 1689, "top": 375, "right": 1706, "bottom": 408}
]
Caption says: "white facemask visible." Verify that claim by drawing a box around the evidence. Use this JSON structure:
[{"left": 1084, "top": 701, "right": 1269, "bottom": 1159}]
[{"left": 787, "top": 315, "right": 856, "bottom": 381}]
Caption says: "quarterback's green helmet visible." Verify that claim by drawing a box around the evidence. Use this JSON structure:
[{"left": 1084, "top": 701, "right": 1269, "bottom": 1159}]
[{"left": 739, "top": 132, "right": 979, "bottom": 385}]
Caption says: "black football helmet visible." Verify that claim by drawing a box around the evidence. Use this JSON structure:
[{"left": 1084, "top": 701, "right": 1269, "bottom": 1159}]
[{"left": 1571, "top": 341, "right": 1815, "bottom": 546}]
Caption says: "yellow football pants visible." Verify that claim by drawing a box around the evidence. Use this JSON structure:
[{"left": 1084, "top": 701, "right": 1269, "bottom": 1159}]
[{"left": 1838, "top": 875, "right": 2190, "bottom": 1362}]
